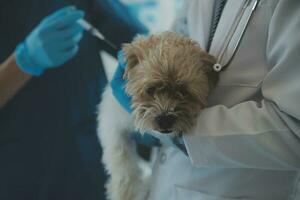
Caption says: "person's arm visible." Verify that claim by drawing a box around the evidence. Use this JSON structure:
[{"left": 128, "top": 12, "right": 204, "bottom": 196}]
[
  {"left": 0, "top": 6, "right": 85, "bottom": 108},
  {"left": 0, "top": 54, "right": 31, "bottom": 108},
  {"left": 183, "top": 0, "right": 300, "bottom": 170}
]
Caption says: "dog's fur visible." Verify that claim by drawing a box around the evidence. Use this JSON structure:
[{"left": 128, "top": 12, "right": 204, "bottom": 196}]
[{"left": 97, "top": 32, "right": 218, "bottom": 200}]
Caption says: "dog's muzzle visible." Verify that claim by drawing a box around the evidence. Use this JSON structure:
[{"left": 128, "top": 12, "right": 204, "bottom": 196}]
[{"left": 155, "top": 114, "right": 176, "bottom": 133}]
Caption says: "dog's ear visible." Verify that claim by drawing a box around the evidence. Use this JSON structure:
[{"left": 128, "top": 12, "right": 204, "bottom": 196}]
[
  {"left": 188, "top": 42, "right": 219, "bottom": 89},
  {"left": 180, "top": 37, "right": 219, "bottom": 89},
  {"left": 122, "top": 43, "right": 145, "bottom": 80},
  {"left": 122, "top": 35, "right": 156, "bottom": 80}
]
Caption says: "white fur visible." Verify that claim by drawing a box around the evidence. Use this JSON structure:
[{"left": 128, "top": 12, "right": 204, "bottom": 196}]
[{"left": 97, "top": 86, "right": 151, "bottom": 200}]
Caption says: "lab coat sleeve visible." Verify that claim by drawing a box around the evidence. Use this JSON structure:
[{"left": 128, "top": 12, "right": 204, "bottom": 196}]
[{"left": 183, "top": 1, "right": 300, "bottom": 170}]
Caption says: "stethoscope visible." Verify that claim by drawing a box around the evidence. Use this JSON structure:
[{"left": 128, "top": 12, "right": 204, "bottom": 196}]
[{"left": 212, "top": 0, "right": 260, "bottom": 72}]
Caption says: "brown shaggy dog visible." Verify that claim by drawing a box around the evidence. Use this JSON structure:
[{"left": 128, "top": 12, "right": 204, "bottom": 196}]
[
  {"left": 97, "top": 32, "right": 218, "bottom": 200},
  {"left": 123, "top": 32, "right": 218, "bottom": 135}
]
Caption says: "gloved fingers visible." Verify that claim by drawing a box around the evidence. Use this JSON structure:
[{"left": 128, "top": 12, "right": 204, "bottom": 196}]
[
  {"left": 131, "top": 132, "right": 161, "bottom": 147},
  {"left": 59, "top": 24, "right": 84, "bottom": 40},
  {"left": 59, "top": 32, "right": 83, "bottom": 51},
  {"left": 62, "top": 45, "right": 79, "bottom": 60},
  {"left": 112, "top": 63, "right": 126, "bottom": 81},
  {"left": 56, "top": 27, "right": 83, "bottom": 51},
  {"left": 42, "top": 6, "right": 76, "bottom": 24},
  {"left": 46, "top": 9, "right": 84, "bottom": 31},
  {"left": 45, "top": 24, "right": 84, "bottom": 43},
  {"left": 117, "top": 50, "right": 127, "bottom": 70},
  {"left": 41, "top": 41, "right": 79, "bottom": 62},
  {"left": 111, "top": 50, "right": 133, "bottom": 112},
  {"left": 111, "top": 85, "right": 132, "bottom": 113},
  {"left": 111, "top": 75, "right": 132, "bottom": 113},
  {"left": 111, "top": 51, "right": 127, "bottom": 81},
  {"left": 47, "top": 45, "right": 79, "bottom": 67}
]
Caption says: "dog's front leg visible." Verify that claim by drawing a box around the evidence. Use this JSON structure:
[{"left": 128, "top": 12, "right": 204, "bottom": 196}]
[{"left": 98, "top": 87, "right": 150, "bottom": 200}]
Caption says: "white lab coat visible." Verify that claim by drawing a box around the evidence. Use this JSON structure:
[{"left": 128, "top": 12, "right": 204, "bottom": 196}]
[{"left": 147, "top": 0, "right": 300, "bottom": 199}]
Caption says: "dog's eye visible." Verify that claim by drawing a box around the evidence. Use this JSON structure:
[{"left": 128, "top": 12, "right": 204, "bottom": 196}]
[
  {"left": 146, "top": 86, "right": 156, "bottom": 96},
  {"left": 177, "top": 87, "right": 188, "bottom": 97},
  {"left": 173, "top": 106, "right": 181, "bottom": 112}
]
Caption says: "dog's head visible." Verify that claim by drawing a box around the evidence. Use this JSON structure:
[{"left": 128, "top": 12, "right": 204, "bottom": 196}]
[{"left": 122, "top": 32, "right": 218, "bottom": 135}]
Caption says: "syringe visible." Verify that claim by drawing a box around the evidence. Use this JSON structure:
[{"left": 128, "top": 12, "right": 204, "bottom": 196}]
[{"left": 77, "top": 19, "right": 117, "bottom": 50}]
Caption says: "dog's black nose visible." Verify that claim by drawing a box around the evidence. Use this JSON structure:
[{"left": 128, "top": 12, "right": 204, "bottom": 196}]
[{"left": 155, "top": 114, "right": 176, "bottom": 131}]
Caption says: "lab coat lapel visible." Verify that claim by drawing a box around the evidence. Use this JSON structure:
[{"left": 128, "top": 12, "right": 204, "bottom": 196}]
[
  {"left": 187, "top": 0, "right": 214, "bottom": 50},
  {"left": 209, "top": 0, "right": 247, "bottom": 58}
]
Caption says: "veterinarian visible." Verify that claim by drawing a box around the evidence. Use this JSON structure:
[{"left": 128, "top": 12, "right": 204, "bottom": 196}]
[
  {"left": 111, "top": 0, "right": 300, "bottom": 199},
  {"left": 0, "top": 1, "right": 147, "bottom": 199}
]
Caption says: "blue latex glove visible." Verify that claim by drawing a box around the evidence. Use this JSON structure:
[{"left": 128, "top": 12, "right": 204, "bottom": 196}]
[
  {"left": 130, "top": 132, "right": 161, "bottom": 147},
  {"left": 111, "top": 51, "right": 133, "bottom": 113},
  {"left": 111, "top": 51, "right": 160, "bottom": 147},
  {"left": 15, "top": 6, "right": 85, "bottom": 76}
]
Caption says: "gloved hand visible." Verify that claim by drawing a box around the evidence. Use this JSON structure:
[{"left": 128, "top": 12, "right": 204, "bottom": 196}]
[
  {"left": 111, "top": 51, "right": 133, "bottom": 113},
  {"left": 111, "top": 51, "right": 160, "bottom": 147},
  {"left": 15, "top": 6, "right": 85, "bottom": 76},
  {"left": 130, "top": 132, "right": 161, "bottom": 147}
]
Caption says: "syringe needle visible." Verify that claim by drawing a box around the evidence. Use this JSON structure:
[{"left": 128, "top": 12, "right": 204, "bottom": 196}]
[{"left": 77, "top": 19, "right": 117, "bottom": 50}]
